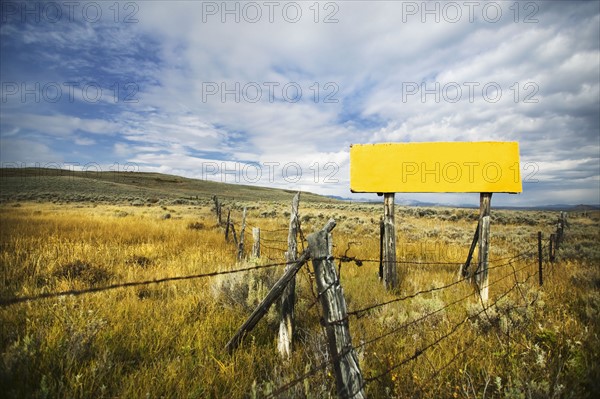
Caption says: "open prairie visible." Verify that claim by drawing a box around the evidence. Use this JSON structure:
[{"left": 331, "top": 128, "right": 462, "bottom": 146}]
[{"left": 1, "top": 172, "right": 599, "bottom": 398}]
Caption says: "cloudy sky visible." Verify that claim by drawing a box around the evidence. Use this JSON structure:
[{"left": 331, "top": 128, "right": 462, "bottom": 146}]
[{"left": 1, "top": 0, "right": 599, "bottom": 206}]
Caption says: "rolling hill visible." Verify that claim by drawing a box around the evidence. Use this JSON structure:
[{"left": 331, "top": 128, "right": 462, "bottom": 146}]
[{"left": 0, "top": 167, "right": 339, "bottom": 205}]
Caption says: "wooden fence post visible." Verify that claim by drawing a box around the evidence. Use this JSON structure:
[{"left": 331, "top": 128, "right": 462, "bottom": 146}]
[
  {"left": 549, "top": 233, "right": 555, "bottom": 263},
  {"left": 252, "top": 227, "right": 260, "bottom": 258},
  {"left": 237, "top": 207, "right": 247, "bottom": 262},
  {"left": 279, "top": 192, "right": 300, "bottom": 357},
  {"left": 475, "top": 193, "right": 492, "bottom": 302},
  {"left": 378, "top": 218, "right": 384, "bottom": 280},
  {"left": 225, "top": 209, "right": 231, "bottom": 241},
  {"left": 212, "top": 195, "right": 222, "bottom": 226},
  {"left": 556, "top": 213, "right": 564, "bottom": 250},
  {"left": 538, "top": 231, "right": 543, "bottom": 286},
  {"left": 307, "top": 219, "right": 365, "bottom": 399},
  {"left": 461, "top": 220, "right": 480, "bottom": 279},
  {"left": 383, "top": 193, "right": 398, "bottom": 290},
  {"left": 230, "top": 222, "right": 238, "bottom": 247}
]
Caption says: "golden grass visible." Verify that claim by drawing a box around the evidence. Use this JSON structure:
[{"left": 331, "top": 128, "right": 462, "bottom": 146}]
[{"left": 1, "top": 202, "right": 599, "bottom": 398}]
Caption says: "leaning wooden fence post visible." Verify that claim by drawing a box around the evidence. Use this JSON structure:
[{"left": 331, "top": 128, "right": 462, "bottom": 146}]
[
  {"left": 225, "top": 209, "right": 231, "bottom": 241},
  {"left": 307, "top": 219, "right": 365, "bottom": 399},
  {"left": 461, "top": 220, "right": 480, "bottom": 279},
  {"left": 237, "top": 207, "right": 247, "bottom": 262},
  {"left": 383, "top": 193, "right": 398, "bottom": 290},
  {"left": 230, "top": 222, "right": 238, "bottom": 247},
  {"left": 278, "top": 192, "right": 300, "bottom": 357},
  {"left": 252, "top": 227, "right": 260, "bottom": 258},
  {"left": 475, "top": 193, "right": 492, "bottom": 302},
  {"left": 538, "top": 231, "right": 543, "bottom": 286}
]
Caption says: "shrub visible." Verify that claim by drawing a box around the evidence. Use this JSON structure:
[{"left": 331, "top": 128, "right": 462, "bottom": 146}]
[
  {"left": 125, "top": 255, "right": 153, "bottom": 268},
  {"left": 187, "top": 221, "right": 206, "bottom": 230},
  {"left": 53, "top": 260, "right": 113, "bottom": 285},
  {"left": 211, "top": 265, "right": 279, "bottom": 322}
]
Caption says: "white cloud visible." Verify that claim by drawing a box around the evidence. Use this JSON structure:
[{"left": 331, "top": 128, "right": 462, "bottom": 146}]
[
  {"left": 2, "top": 113, "right": 120, "bottom": 136},
  {"left": 74, "top": 136, "right": 96, "bottom": 146}
]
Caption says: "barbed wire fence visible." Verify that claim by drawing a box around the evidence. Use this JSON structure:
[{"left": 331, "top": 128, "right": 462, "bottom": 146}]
[{"left": 0, "top": 197, "right": 570, "bottom": 398}]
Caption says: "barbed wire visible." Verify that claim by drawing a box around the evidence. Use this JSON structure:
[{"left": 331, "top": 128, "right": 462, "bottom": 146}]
[
  {"left": 332, "top": 239, "right": 543, "bottom": 271},
  {"left": 261, "top": 244, "right": 288, "bottom": 253},
  {"left": 260, "top": 237, "right": 289, "bottom": 244},
  {"left": 0, "top": 259, "right": 293, "bottom": 307},
  {"left": 489, "top": 240, "right": 540, "bottom": 263},
  {"left": 335, "top": 250, "right": 537, "bottom": 320},
  {"left": 246, "top": 224, "right": 289, "bottom": 234}
]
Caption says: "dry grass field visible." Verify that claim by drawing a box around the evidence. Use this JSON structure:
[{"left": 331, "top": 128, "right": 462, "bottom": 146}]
[{"left": 1, "top": 174, "right": 599, "bottom": 398}]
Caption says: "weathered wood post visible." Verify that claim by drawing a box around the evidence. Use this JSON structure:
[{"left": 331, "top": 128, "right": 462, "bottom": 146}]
[
  {"left": 476, "top": 193, "right": 492, "bottom": 302},
  {"left": 538, "top": 231, "right": 543, "bottom": 286},
  {"left": 230, "top": 221, "right": 238, "bottom": 247},
  {"left": 237, "top": 207, "right": 247, "bottom": 262},
  {"left": 252, "top": 227, "right": 260, "bottom": 258},
  {"left": 225, "top": 209, "right": 231, "bottom": 241},
  {"left": 556, "top": 213, "right": 564, "bottom": 250},
  {"left": 307, "top": 219, "right": 365, "bottom": 399},
  {"left": 461, "top": 220, "right": 480, "bottom": 278},
  {"left": 549, "top": 233, "right": 555, "bottom": 263},
  {"left": 278, "top": 192, "right": 300, "bottom": 357},
  {"left": 378, "top": 218, "right": 384, "bottom": 280},
  {"left": 383, "top": 193, "right": 398, "bottom": 290},
  {"left": 212, "top": 195, "right": 222, "bottom": 225}
]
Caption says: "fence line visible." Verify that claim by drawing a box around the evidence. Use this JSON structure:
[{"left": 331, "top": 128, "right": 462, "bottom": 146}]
[
  {"left": 260, "top": 244, "right": 288, "bottom": 253},
  {"left": 339, "top": 243, "right": 542, "bottom": 319}
]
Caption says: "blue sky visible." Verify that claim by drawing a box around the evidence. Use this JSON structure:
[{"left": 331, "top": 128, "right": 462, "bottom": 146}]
[{"left": 1, "top": 0, "right": 599, "bottom": 206}]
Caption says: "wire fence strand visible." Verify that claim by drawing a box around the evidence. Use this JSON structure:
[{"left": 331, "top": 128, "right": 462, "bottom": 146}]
[{"left": 0, "top": 260, "right": 293, "bottom": 307}]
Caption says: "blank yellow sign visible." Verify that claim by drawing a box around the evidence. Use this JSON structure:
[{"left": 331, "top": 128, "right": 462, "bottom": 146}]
[{"left": 350, "top": 142, "right": 522, "bottom": 193}]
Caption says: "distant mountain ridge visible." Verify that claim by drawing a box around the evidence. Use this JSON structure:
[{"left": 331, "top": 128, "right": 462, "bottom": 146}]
[{"left": 328, "top": 195, "right": 600, "bottom": 211}]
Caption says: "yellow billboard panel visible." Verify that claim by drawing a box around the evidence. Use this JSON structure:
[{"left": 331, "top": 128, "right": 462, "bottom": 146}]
[{"left": 350, "top": 142, "right": 522, "bottom": 193}]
